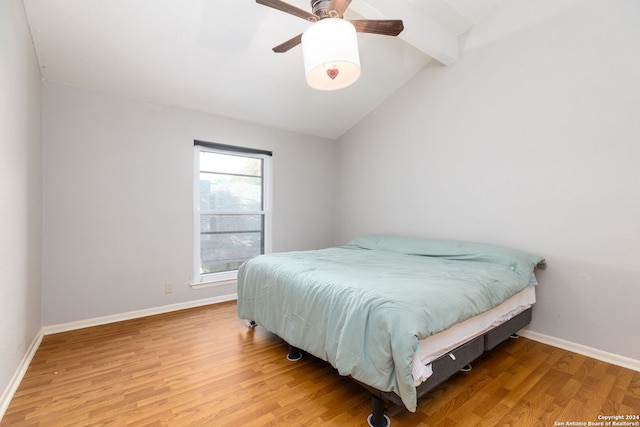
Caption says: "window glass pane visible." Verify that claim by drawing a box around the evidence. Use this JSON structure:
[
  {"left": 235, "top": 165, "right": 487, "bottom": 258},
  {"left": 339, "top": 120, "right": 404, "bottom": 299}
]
[
  {"left": 196, "top": 146, "right": 269, "bottom": 280},
  {"left": 200, "top": 215, "right": 263, "bottom": 274},
  {"left": 200, "top": 151, "right": 262, "bottom": 177},
  {"left": 200, "top": 214, "right": 262, "bottom": 234},
  {"left": 199, "top": 173, "right": 262, "bottom": 211}
]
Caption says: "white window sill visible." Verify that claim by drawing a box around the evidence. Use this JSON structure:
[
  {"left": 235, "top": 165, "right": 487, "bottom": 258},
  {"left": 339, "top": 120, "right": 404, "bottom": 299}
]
[{"left": 190, "top": 279, "right": 237, "bottom": 289}]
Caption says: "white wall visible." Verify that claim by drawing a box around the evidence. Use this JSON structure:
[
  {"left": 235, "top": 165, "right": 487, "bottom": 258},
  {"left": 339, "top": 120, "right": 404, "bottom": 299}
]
[
  {"left": 337, "top": 0, "right": 640, "bottom": 360},
  {"left": 0, "top": 0, "right": 43, "bottom": 412},
  {"left": 42, "top": 82, "right": 338, "bottom": 326}
]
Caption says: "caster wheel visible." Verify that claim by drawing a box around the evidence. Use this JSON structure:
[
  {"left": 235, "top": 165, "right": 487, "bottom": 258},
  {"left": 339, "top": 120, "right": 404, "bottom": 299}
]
[
  {"left": 246, "top": 320, "right": 257, "bottom": 329},
  {"left": 367, "top": 413, "right": 390, "bottom": 427},
  {"left": 286, "top": 347, "right": 302, "bottom": 361}
]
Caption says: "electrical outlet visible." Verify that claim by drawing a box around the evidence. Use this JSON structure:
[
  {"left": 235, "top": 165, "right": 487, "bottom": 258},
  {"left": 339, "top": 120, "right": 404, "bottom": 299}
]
[{"left": 164, "top": 283, "right": 173, "bottom": 294}]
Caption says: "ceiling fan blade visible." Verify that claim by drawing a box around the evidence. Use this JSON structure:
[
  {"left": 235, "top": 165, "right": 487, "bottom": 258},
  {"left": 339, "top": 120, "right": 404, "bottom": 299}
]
[
  {"left": 349, "top": 19, "right": 404, "bottom": 36},
  {"left": 272, "top": 33, "right": 303, "bottom": 53},
  {"left": 256, "top": 0, "right": 318, "bottom": 22},
  {"left": 327, "top": 0, "right": 352, "bottom": 17}
]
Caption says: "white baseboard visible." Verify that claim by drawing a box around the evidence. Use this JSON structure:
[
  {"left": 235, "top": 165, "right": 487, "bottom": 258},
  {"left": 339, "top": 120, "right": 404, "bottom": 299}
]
[
  {"left": 42, "top": 294, "right": 238, "bottom": 335},
  {"left": 0, "top": 329, "right": 43, "bottom": 420},
  {"left": 519, "top": 330, "right": 640, "bottom": 372}
]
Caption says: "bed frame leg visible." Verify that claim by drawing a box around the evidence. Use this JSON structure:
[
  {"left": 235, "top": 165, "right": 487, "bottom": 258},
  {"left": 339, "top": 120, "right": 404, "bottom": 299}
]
[
  {"left": 286, "top": 345, "right": 302, "bottom": 361},
  {"left": 367, "top": 395, "right": 390, "bottom": 427}
]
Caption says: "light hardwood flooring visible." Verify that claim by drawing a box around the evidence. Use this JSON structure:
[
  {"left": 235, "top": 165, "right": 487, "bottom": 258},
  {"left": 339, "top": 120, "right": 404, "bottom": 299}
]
[{"left": 2, "top": 301, "right": 639, "bottom": 426}]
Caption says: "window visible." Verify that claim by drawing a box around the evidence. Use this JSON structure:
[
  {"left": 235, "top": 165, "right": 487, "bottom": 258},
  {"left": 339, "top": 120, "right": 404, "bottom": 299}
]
[{"left": 194, "top": 141, "right": 272, "bottom": 285}]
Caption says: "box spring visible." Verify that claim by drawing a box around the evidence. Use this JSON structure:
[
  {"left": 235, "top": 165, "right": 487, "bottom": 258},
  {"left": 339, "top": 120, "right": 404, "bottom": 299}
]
[{"left": 371, "top": 307, "right": 532, "bottom": 407}]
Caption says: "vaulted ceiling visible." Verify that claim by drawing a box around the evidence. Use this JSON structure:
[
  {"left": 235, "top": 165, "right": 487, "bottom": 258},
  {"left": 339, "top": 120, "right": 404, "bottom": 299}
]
[{"left": 23, "top": 0, "right": 501, "bottom": 139}]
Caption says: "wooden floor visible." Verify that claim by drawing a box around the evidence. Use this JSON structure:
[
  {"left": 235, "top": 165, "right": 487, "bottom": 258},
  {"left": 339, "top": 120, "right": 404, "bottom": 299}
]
[{"left": 2, "top": 302, "right": 639, "bottom": 426}]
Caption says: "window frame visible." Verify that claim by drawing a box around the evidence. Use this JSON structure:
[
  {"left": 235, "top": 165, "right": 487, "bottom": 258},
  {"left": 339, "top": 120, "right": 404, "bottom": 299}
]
[{"left": 193, "top": 142, "right": 272, "bottom": 287}]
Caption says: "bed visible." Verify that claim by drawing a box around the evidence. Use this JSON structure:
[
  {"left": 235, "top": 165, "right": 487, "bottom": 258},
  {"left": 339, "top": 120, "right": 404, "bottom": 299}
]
[{"left": 237, "top": 234, "right": 545, "bottom": 426}]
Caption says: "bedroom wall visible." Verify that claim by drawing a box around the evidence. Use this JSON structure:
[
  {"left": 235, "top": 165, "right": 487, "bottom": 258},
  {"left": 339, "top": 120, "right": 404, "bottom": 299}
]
[
  {"left": 42, "top": 82, "right": 338, "bottom": 326},
  {"left": 0, "top": 0, "right": 43, "bottom": 414},
  {"left": 337, "top": 0, "right": 640, "bottom": 361}
]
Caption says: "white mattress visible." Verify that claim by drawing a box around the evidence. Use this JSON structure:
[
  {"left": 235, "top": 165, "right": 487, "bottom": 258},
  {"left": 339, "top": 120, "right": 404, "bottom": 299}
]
[{"left": 412, "top": 285, "right": 536, "bottom": 385}]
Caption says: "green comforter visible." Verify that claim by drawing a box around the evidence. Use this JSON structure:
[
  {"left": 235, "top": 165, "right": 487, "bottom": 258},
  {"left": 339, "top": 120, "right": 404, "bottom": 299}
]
[{"left": 237, "top": 235, "right": 545, "bottom": 411}]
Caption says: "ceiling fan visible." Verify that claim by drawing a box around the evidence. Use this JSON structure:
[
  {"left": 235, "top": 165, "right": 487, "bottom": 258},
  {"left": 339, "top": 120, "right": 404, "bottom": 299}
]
[{"left": 257, "top": 0, "right": 405, "bottom": 53}]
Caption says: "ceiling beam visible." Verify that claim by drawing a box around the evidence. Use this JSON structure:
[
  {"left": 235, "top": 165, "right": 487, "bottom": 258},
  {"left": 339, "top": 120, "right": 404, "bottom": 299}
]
[
  {"left": 405, "top": 0, "right": 473, "bottom": 35},
  {"left": 440, "top": 0, "right": 504, "bottom": 24},
  {"left": 349, "top": 0, "right": 459, "bottom": 66}
]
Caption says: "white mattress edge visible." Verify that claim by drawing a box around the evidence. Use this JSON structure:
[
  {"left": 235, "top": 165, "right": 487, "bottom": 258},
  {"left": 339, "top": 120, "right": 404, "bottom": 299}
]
[{"left": 412, "top": 286, "right": 536, "bottom": 384}]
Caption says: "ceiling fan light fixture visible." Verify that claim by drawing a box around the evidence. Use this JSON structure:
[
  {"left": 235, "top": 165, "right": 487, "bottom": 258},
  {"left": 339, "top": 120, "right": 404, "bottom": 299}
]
[{"left": 302, "top": 18, "right": 361, "bottom": 91}]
